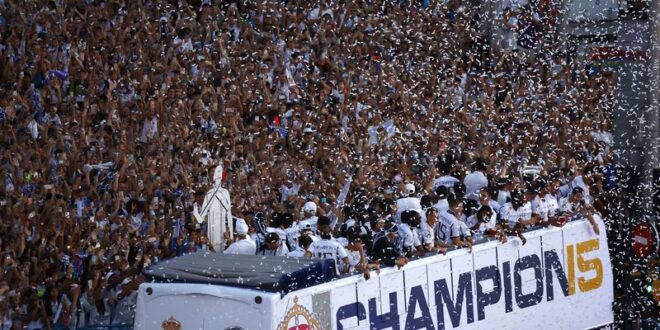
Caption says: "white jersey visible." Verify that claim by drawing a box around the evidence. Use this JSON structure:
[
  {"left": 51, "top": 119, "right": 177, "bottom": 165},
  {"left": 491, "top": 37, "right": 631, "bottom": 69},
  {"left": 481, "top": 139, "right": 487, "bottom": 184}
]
[
  {"left": 463, "top": 171, "right": 488, "bottom": 201},
  {"left": 458, "top": 220, "right": 472, "bottom": 239},
  {"left": 499, "top": 202, "right": 532, "bottom": 229},
  {"left": 437, "top": 211, "right": 462, "bottom": 244},
  {"left": 224, "top": 238, "right": 257, "bottom": 255},
  {"left": 543, "top": 193, "right": 560, "bottom": 218},
  {"left": 310, "top": 238, "right": 348, "bottom": 274},
  {"left": 258, "top": 243, "right": 289, "bottom": 256},
  {"left": 340, "top": 250, "right": 362, "bottom": 273},
  {"left": 286, "top": 247, "right": 308, "bottom": 258},
  {"left": 396, "top": 196, "right": 422, "bottom": 222},
  {"left": 420, "top": 221, "right": 437, "bottom": 246},
  {"left": 559, "top": 197, "right": 587, "bottom": 215},
  {"left": 434, "top": 199, "right": 450, "bottom": 213},
  {"left": 531, "top": 196, "right": 549, "bottom": 221},
  {"left": 303, "top": 216, "right": 319, "bottom": 232},
  {"left": 285, "top": 225, "right": 300, "bottom": 250},
  {"left": 399, "top": 223, "right": 422, "bottom": 250},
  {"left": 433, "top": 175, "right": 460, "bottom": 190},
  {"left": 465, "top": 213, "right": 496, "bottom": 239}
]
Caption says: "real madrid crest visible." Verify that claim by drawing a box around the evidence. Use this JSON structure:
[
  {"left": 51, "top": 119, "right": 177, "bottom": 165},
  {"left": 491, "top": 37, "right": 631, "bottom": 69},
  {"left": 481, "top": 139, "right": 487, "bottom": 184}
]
[
  {"left": 277, "top": 297, "right": 322, "bottom": 330},
  {"left": 161, "top": 316, "right": 182, "bottom": 330}
]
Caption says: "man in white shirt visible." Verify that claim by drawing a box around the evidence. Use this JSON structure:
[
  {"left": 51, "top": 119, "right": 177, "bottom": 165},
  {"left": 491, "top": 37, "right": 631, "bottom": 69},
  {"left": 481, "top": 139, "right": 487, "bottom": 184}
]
[
  {"left": 499, "top": 189, "right": 537, "bottom": 244},
  {"left": 531, "top": 177, "right": 563, "bottom": 228},
  {"left": 433, "top": 186, "right": 450, "bottom": 213},
  {"left": 301, "top": 201, "right": 319, "bottom": 232},
  {"left": 421, "top": 207, "right": 449, "bottom": 253},
  {"left": 433, "top": 158, "right": 460, "bottom": 192},
  {"left": 463, "top": 159, "right": 489, "bottom": 201},
  {"left": 286, "top": 235, "right": 313, "bottom": 258},
  {"left": 396, "top": 183, "right": 422, "bottom": 222},
  {"left": 544, "top": 177, "right": 561, "bottom": 218},
  {"left": 257, "top": 232, "right": 289, "bottom": 256},
  {"left": 559, "top": 187, "right": 600, "bottom": 235},
  {"left": 224, "top": 219, "right": 257, "bottom": 255},
  {"left": 398, "top": 210, "right": 424, "bottom": 257},
  {"left": 437, "top": 198, "right": 471, "bottom": 249},
  {"left": 310, "top": 216, "right": 349, "bottom": 275}
]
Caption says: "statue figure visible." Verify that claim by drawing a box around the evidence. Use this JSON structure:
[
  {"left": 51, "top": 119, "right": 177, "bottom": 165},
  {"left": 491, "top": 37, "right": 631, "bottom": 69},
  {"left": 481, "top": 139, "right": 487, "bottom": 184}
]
[{"left": 193, "top": 165, "right": 232, "bottom": 252}]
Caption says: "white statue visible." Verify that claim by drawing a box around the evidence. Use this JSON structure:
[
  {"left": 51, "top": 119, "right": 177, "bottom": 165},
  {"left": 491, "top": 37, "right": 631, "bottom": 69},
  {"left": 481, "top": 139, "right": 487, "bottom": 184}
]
[{"left": 193, "top": 165, "right": 233, "bottom": 252}]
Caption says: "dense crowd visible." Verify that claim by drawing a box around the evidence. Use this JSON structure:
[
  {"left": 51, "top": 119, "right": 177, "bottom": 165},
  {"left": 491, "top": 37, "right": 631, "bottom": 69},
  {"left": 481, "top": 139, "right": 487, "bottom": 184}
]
[{"left": 0, "top": 0, "right": 617, "bottom": 328}]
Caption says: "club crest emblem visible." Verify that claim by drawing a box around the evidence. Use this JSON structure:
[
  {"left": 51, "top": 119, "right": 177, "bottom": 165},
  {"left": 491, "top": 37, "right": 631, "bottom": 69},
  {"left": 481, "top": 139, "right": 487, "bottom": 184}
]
[
  {"left": 277, "top": 297, "right": 322, "bottom": 330},
  {"left": 161, "top": 316, "right": 182, "bottom": 330}
]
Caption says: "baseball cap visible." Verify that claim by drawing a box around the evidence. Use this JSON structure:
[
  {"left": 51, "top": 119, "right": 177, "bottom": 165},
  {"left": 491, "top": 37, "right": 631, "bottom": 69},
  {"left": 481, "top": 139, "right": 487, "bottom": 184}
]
[
  {"left": 302, "top": 201, "right": 317, "bottom": 214},
  {"left": 405, "top": 183, "right": 415, "bottom": 195},
  {"left": 298, "top": 220, "right": 312, "bottom": 232},
  {"left": 235, "top": 219, "right": 249, "bottom": 235}
]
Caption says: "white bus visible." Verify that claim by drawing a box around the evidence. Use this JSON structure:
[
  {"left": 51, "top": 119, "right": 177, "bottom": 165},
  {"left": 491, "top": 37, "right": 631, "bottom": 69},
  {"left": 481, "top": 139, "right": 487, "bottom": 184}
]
[{"left": 134, "top": 217, "right": 613, "bottom": 330}]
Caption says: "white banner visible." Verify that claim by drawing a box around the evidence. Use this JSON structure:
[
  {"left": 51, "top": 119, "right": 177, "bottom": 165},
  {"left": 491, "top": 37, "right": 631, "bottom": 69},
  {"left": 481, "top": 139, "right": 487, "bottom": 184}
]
[{"left": 278, "top": 218, "right": 613, "bottom": 330}]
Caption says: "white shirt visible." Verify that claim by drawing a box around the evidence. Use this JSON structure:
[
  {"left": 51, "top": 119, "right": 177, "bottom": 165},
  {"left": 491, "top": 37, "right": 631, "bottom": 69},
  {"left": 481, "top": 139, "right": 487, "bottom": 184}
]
[
  {"left": 420, "top": 221, "right": 437, "bottom": 245},
  {"left": 259, "top": 243, "right": 289, "bottom": 256},
  {"left": 571, "top": 176, "right": 591, "bottom": 197},
  {"left": 433, "top": 175, "right": 460, "bottom": 190},
  {"left": 310, "top": 238, "right": 348, "bottom": 275},
  {"left": 531, "top": 196, "right": 549, "bottom": 221},
  {"left": 437, "top": 211, "right": 462, "bottom": 244},
  {"left": 285, "top": 225, "right": 300, "bottom": 250},
  {"left": 140, "top": 116, "right": 158, "bottom": 143},
  {"left": 286, "top": 247, "right": 308, "bottom": 258},
  {"left": 464, "top": 171, "right": 488, "bottom": 201},
  {"left": 559, "top": 197, "right": 587, "bottom": 215},
  {"left": 497, "top": 190, "right": 511, "bottom": 206},
  {"left": 396, "top": 196, "right": 422, "bottom": 222},
  {"left": 465, "top": 213, "right": 496, "bottom": 239},
  {"left": 399, "top": 223, "right": 422, "bottom": 249},
  {"left": 267, "top": 227, "right": 288, "bottom": 245},
  {"left": 340, "top": 250, "right": 362, "bottom": 273},
  {"left": 224, "top": 238, "right": 257, "bottom": 255},
  {"left": 279, "top": 183, "right": 300, "bottom": 202},
  {"left": 303, "top": 215, "right": 319, "bottom": 233},
  {"left": 543, "top": 193, "right": 560, "bottom": 218},
  {"left": 458, "top": 220, "right": 472, "bottom": 239},
  {"left": 433, "top": 199, "right": 449, "bottom": 213},
  {"left": 499, "top": 202, "right": 532, "bottom": 229}
]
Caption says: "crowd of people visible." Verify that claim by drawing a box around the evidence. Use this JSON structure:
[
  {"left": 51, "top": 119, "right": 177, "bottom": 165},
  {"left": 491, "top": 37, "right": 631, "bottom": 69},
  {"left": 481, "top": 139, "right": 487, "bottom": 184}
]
[{"left": 0, "top": 0, "right": 617, "bottom": 328}]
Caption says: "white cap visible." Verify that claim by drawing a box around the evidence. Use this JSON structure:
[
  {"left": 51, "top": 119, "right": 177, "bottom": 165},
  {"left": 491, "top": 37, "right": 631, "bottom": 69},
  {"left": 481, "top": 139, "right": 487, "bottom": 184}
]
[
  {"left": 298, "top": 221, "right": 312, "bottom": 232},
  {"left": 302, "top": 201, "right": 317, "bottom": 215},
  {"left": 235, "top": 219, "right": 249, "bottom": 235},
  {"left": 406, "top": 183, "right": 415, "bottom": 195}
]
